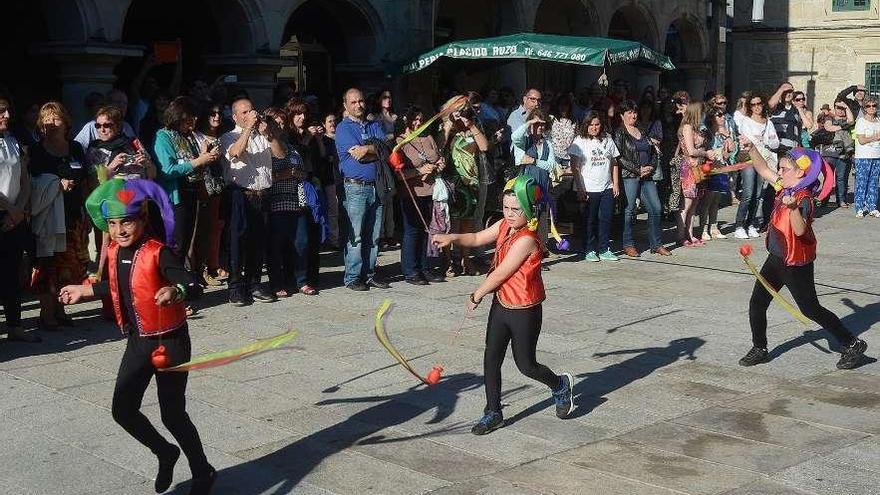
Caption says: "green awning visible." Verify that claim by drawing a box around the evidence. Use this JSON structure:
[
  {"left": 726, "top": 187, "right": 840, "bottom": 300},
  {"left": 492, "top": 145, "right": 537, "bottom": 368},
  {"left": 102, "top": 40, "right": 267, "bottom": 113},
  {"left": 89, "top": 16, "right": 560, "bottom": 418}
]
[{"left": 398, "top": 33, "right": 675, "bottom": 74}]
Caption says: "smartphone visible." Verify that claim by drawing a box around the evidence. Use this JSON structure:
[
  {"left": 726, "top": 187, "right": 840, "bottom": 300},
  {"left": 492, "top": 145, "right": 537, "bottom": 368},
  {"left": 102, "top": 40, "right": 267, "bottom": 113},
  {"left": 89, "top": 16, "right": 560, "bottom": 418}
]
[
  {"left": 206, "top": 141, "right": 219, "bottom": 152},
  {"left": 223, "top": 75, "right": 238, "bottom": 83}
]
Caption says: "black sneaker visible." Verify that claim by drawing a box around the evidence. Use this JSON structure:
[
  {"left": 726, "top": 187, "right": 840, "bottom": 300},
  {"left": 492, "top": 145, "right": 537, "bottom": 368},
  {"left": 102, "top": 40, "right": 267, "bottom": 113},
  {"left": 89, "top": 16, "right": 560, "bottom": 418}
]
[
  {"left": 471, "top": 411, "right": 504, "bottom": 435},
  {"left": 251, "top": 288, "right": 277, "bottom": 303},
  {"left": 738, "top": 346, "right": 769, "bottom": 366},
  {"left": 405, "top": 276, "right": 428, "bottom": 286},
  {"left": 155, "top": 445, "right": 180, "bottom": 493},
  {"left": 366, "top": 277, "right": 391, "bottom": 289},
  {"left": 228, "top": 289, "right": 250, "bottom": 307},
  {"left": 346, "top": 281, "right": 368, "bottom": 291},
  {"left": 189, "top": 467, "right": 216, "bottom": 495},
  {"left": 552, "top": 373, "right": 575, "bottom": 419},
  {"left": 837, "top": 339, "right": 867, "bottom": 370},
  {"left": 422, "top": 270, "right": 445, "bottom": 283}
]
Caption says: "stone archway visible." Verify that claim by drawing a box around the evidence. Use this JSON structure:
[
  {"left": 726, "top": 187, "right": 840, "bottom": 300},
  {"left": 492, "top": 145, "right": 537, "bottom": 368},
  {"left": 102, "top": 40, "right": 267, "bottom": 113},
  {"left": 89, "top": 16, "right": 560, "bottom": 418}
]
[
  {"left": 281, "top": 0, "right": 384, "bottom": 104},
  {"left": 606, "top": 2, "right": 661, "bottom": 100},
  {"left": 530, "top": 0, "right": 602, "bottom": 94},
  {"left": 0, "top": 2, "right": 61, "bottom": 109},
  {"left": 662, "top": 14, "right": 710, "bottom": 99}
]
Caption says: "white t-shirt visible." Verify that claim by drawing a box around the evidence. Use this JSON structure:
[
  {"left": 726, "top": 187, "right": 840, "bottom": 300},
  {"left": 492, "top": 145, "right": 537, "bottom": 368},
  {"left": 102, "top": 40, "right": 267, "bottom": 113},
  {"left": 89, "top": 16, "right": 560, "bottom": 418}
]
[
  {"left": 569, "top": 135, "right": 619, "bottom": 192},
  {"left": 0, "top": 134, "right": 22, "bottom": 204},
  {"left": 854, "top": 117, "right": 880, "bottom": 159}
]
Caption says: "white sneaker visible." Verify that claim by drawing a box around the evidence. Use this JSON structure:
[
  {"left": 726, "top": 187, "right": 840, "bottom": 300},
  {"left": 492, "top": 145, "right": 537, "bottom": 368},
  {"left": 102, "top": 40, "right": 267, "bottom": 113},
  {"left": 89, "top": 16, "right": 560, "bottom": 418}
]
[
  {"left": 869, "top": 210, "right": 880, "bottom": 218},
  {"left": 701, "top": 230, "right": 711, "bottom": 241},
  {"left": 856, "top": 210, "right": 865, "bottom": 218},
  {"left": 747, "top": 226, "right": 761, "bottom": 238},
  {"left": 734, "top": 227, "right": 749, "bottom": 239}
]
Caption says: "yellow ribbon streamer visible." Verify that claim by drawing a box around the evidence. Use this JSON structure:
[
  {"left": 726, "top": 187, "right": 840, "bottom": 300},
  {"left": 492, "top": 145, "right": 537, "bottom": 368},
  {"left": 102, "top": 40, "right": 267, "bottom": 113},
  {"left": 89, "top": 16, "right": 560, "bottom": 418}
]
[{"left": 742, "top": 255, "right": 812, "bottom": 326}]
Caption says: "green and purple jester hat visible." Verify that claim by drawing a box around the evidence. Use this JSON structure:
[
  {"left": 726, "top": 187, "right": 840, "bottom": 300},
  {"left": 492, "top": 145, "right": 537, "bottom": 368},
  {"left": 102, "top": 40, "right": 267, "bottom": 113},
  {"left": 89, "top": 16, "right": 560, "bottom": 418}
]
[{"left": 85, "top": 178, "right": 176, "bottom": 247}]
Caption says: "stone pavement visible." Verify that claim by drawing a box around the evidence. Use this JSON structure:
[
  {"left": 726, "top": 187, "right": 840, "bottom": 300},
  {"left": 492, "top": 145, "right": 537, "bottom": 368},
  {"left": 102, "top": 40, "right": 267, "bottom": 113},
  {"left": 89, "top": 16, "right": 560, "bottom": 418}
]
[{"left": 2, "top": 205, "right": 879, "bottom": 495}]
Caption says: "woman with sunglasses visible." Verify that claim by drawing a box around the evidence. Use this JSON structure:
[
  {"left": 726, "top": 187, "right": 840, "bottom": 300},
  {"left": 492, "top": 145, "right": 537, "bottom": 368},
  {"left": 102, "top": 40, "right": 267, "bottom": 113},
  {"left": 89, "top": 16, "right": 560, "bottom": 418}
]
[
  {"left": 699, "top": 107, "right": 738, "bottom": 240},
  {"left": 853, "top": 96, "right": 880, "bottom": 218},
  {"left": 733, "top": 92, "right": 779, "bottom": 239},
  {"left": 791, "top": 91, "right": 814, "bottom": 147},
  {"left": 768, "top": 82, "right": 803, "bottom": 153},
  {"left": 193, "top": 102, "right": 228, "bottom": 285}
]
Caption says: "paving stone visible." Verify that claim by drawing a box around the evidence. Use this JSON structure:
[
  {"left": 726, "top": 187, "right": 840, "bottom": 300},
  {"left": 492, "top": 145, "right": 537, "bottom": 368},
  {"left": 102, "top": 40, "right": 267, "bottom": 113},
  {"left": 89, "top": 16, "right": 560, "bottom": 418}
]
[
  {"left": 496, "top": 458, "right": 683, "bottom": 495},
  {"left": 720, "top": 478, "right": 817, "bottom": 494},
  {"left": 619, "top": 421, "right": 816, "bottom": 474},
  {"left": 7, "top": 359, "right": 115, "bottom": 390},
  {"left": 673, "top": 406, "right": 869, "bottom": 454},
  {"left": 774, "top": 456, "right": 880, "bottom": 495},
  {"left": 552, "top": 438, "right": 760, "bottom": 494},
  {"left": 731, "top": 392, "right": 880, "bottom": 434}
]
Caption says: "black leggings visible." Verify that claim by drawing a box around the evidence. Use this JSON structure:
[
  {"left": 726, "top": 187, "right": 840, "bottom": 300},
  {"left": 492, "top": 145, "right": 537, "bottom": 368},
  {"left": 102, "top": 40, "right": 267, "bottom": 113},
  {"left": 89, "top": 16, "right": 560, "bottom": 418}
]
[
  {"left": 112, "top": 327, "right": 212, "bottom": 477},
  {"left": 484, "top": 301, "right": 561, "bottom": 414},
  {"left": 0, "top": 223, "right": 25, "bottom": 328},
  {"left": 749, "top": 254, "right": 855, "bottom": 349}
]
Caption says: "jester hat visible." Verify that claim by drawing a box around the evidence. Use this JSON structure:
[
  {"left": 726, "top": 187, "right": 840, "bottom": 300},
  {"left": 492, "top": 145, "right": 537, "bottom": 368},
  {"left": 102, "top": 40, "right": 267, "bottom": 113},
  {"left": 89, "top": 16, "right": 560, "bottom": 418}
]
[
  {"left": 785, "top": 147, "right": 834, "bottom": 201},
  {"left": 85, "top": 178, "right": 176, "bottom": 246},
  {"left": 503, "top": 175, "right": 563, "bottom": 244}
]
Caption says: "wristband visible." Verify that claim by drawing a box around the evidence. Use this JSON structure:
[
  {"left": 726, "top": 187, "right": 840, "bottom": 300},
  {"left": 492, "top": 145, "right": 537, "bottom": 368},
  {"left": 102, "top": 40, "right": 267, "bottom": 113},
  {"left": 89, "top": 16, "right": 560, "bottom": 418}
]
[
  {"left": 470, "top": 293, "right": 481, "bottom": 305},
  {"left": 771, "top": 176, "right": 783, "bottom": 192},
  {"left": 174, "top": 284, "right": 187, "bottom": 302}
]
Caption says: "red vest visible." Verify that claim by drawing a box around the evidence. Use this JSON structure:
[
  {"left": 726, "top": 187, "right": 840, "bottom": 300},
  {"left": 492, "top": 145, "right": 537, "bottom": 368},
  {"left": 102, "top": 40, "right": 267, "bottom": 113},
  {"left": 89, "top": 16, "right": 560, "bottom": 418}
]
[
  {"left": 108, "top": 239, "right": 186, "bottom": 336},
  {"left": 492, "top": 220, "right": 546, "bottom": 309},
  {"left": 767, "top": 189, "right": 817, "bottom": 266}
]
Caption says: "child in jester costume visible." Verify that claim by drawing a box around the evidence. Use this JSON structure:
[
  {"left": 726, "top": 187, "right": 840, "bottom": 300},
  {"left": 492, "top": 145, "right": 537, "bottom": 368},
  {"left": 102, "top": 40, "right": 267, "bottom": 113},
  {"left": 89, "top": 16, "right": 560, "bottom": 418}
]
[
  {"left": 737, "top": 142, "right": 867, "bottom": 370},
  {"left": 433, "top": 175, "right": 574, "bottom": 435},
  {"left": 58, "top": 179, "right": 216, "bottom": 494}
]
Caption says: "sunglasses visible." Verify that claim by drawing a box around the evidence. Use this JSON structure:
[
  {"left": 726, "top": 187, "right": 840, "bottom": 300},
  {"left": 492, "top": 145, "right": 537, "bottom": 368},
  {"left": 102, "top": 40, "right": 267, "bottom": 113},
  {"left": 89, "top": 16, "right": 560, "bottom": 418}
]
[
  {"left": 866, "top": 104, "right": 878, "bottom": 108},
  {"left": 750, "top": 101, "right": 764, "bottom": 106},
  {"left": 95, "top": 123, "right": 115, "bottom": 130},
  {"left": 714, "top": 101, "right": 728, "bottom": 106},
  {"left": 835, "top": 106, "right": 848, "bottom": 110},
  {"left": 794, "top": 97, "right": 805, "bottom": 102},
  {"left": 713, "top": 111, "right": 725, "bottom": 117},
  {"left": 209, "top": 110, "right": 221, "bottom": 116},
  {"left": 0, "top": 106, "right": 9, "bottom": 114}
]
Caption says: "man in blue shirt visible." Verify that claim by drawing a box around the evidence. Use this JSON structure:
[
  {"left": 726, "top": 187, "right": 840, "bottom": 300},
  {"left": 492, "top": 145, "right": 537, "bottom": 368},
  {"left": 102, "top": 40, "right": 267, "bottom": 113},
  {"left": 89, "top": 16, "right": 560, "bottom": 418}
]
[{"left": 335, "top": 88, "right": 391, "bottom": 291}]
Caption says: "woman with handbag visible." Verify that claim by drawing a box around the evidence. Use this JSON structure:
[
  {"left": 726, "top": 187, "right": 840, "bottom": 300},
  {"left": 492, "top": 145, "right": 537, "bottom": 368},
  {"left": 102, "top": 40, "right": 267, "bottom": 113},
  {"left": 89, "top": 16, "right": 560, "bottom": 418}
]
[
  {"left": 672, "top": 102, "right": 714, "bottom": 247},
  {"left": 193, "top": 102, "right": 228, "bottom": 285},
  {"left": 614, "top": 100, "right": 670, "bottom": 257},
  {"left": 152, "top": 96, "right": 220, "bottom": 307}
]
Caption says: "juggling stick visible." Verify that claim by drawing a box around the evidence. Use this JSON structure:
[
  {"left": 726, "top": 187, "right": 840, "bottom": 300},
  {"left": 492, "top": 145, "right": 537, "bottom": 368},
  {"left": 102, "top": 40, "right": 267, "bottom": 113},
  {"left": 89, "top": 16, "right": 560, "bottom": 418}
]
[
  {"left": 375, "top": 300, "right": 432, "bottom": 385},
  {"left": 739, "top": 244, "right": 811, "bottom": 326},
  {"left": 157, "top": 330, "right": 299, "bottom": 372}
]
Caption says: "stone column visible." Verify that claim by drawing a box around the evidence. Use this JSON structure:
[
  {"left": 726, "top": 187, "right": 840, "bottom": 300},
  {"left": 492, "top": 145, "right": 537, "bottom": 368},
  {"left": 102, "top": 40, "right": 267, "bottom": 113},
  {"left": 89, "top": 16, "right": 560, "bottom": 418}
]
[
  {"left": 677, "top": 62, "right": 712, "bottom": 101},
  {"left": 205, "top": 55, "right": 287, "bottom": 109},
  {"left": 32, "top": 43, "right": 143, "bottom": 128}
]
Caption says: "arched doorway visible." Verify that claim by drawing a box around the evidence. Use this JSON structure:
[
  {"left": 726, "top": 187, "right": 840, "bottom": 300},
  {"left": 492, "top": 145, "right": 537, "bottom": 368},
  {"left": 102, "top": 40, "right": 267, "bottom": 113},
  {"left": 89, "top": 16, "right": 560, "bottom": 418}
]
[
  {"left": 431, "top": 0, "right": 503, "bottom": 96},
  {"left": 282, "top": 0, "right": 380, "bottom": 108},
  {"left": 0, "top": 2, "right": 60, "bottom": 111},
  {"left": 530, "top": 0, "right": 601, "bottom": 94},
  {"left": 662, "top": 15, "right": 709, "bottom": 98},
  {"left": 606, "top": 4, "right": 660, "bottom": 100}
]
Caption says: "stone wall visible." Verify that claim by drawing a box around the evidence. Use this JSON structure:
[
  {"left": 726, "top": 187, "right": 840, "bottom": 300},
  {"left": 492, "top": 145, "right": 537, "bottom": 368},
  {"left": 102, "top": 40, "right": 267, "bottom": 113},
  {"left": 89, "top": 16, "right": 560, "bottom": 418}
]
[{"left": 731, "top": 0, "right": 880, "bottom": 111}]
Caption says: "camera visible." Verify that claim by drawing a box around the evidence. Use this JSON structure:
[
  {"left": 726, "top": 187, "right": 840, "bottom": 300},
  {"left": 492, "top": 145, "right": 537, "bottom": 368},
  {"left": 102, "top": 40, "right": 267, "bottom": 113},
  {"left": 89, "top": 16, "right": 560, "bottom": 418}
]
[{"left": 206, "top": 141, "right": 219, "bottom": 153}]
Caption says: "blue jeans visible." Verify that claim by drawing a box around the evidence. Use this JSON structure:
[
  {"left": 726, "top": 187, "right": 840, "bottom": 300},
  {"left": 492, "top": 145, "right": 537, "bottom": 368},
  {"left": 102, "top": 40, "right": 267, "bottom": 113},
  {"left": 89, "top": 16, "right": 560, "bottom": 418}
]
[
  {"left": 854, "top": 158, "right": 880, "bottom": 212},
  {"left": 735, "top": 165, "right": 764, "bottom": 229},
  {"left": 583, "top": 188, "right": 614, "bottom": 253},
  {"left": 268, "top": 211, "right": 311, "bottom": 291},
  {"left": 341, "top": 182, "right": 383, "bottom": 285},
  {"left": 622, "top": 178, "right": 662, "bottom": 250},
  {"left": 400, "top": 195, "right": 432, "bottom": 278},
  {"left": 825, "top": 156, "right": 850, "bottom": 204}
]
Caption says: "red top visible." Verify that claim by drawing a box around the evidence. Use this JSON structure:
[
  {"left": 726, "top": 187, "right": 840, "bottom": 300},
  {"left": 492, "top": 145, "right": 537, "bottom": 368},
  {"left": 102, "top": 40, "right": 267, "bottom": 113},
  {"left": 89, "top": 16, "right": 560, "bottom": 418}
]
[
  {"left": 766, "top": 189, "right": 817, "bottom": 266},
  {"left": 108, "top": 239, "right": 186, "bottom": 336},
  {"left": 492, "top": 219, "right": 546, "bottom": 309}
]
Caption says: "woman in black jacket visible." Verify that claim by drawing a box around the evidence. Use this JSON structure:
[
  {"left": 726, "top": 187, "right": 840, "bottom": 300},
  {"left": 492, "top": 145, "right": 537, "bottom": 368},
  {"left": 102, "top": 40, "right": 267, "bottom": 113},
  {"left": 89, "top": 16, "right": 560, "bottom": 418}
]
[{"left": 613, "top": 100, "right": 670, "bottom": 257}]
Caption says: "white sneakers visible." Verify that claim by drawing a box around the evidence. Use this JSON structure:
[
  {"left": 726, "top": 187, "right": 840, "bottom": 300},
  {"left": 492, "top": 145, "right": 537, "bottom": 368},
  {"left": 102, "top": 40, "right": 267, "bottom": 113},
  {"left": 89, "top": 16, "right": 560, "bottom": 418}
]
[
  {"left": 856, "top": 210, "right": 865, "bottom": 218},
  {"left": 870, "top": 210, "right": 880, "bottom": 218},
  {"left": 747, "top": 226, "right": 761, "bottom": 238},
  {"left": 734, "top": 227, "right": 749, "bottom": 239}
]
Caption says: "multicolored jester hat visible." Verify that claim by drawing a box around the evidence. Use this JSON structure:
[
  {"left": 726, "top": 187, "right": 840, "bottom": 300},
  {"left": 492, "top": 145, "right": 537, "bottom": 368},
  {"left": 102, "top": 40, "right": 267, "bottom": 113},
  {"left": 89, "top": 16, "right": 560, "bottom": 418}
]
[{"left": 85, "top": 179, "right": 300, "bottom": 371}]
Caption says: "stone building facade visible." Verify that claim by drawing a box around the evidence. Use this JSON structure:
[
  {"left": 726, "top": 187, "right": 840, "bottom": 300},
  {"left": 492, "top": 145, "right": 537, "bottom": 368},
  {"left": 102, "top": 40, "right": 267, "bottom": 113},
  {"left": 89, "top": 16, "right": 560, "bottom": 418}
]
[
  {"left": 731, "top": 0, "right": 880, "bottom": 111},
  {"left": 3, "top": 0, "right": 720, "bottom": 124}
]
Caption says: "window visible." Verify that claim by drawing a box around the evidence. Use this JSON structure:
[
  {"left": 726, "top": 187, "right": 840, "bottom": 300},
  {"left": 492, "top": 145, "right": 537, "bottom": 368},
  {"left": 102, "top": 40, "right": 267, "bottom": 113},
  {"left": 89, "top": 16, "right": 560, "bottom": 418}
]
[
  {"left": 867, "top": 63, "right": 880, "bottom": 98},
  {"left": 832, "top": 0, "right": 871, "bottom": 11}
]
